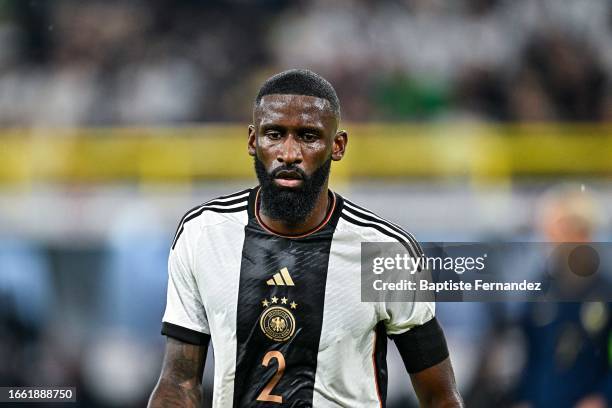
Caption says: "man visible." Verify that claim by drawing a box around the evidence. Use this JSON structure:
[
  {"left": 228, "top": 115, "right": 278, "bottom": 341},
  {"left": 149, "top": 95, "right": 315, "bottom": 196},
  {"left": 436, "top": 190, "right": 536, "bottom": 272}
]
[
  {"left": 149, "top": 69, "right": 462, "bottom": 407},
  {"left": 512, "top": 185, "right": 611, "bottom": 408}
]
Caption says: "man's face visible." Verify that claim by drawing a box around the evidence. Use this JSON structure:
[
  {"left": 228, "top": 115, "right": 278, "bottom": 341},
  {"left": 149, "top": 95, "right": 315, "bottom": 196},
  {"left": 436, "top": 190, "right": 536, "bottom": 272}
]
[{"left": 248, "top": 94, "right": 347, "bottom": 222}]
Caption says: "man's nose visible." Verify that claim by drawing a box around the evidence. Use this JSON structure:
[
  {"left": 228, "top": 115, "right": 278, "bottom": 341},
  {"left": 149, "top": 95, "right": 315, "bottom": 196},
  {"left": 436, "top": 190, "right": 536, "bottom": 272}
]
[{"left": 277, "top": 134, "right": 302, "bottom": 165}]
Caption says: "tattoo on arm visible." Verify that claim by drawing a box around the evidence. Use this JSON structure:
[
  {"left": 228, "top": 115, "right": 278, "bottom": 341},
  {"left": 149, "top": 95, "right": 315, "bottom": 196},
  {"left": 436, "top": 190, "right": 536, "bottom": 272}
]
[{"left": 148, "top": 337, "right": 208, "bottom": 408}]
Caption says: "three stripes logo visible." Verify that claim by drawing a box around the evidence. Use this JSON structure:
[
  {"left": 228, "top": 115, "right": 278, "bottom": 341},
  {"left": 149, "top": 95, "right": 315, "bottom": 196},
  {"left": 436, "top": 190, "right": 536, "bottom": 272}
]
[{"left": 267, "top": 267, "right": 295, "bottom": 286}]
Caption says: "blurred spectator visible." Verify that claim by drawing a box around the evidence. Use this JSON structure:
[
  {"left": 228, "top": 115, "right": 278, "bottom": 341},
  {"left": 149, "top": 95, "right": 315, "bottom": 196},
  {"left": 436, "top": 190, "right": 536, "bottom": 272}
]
[
  {"left": 100, "top": 201, "right": 168, "bottom": 335},
  {"left": 0, "top": 239, "right": 52, "bottom": 326},
  {"left": 512, "top": 185, "right": 611, "bottom": 408},
  {"left": 509, "top": 31, "right": 608, "bottom": 121},
  {"left": 0, "top": 239, "right": 51, "bottom": 386}
]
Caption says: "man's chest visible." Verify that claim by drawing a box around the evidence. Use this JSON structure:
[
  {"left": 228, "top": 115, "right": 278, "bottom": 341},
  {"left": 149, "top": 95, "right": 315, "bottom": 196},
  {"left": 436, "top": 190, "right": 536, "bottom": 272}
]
[{"left": 192, "top": 225, "right": 378, "bottom": 344}]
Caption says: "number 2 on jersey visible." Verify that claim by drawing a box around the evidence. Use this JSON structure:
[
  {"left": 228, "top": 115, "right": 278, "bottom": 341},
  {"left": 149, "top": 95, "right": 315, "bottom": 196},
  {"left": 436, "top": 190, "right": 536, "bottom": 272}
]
[{"left": 256, "top": 351, "right": 285, "bottom": 403}]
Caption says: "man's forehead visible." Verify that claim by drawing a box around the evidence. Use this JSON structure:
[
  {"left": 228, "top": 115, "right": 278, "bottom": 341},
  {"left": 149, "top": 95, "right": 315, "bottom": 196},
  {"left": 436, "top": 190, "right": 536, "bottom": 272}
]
[{"left": 254, "top": 94, "right": 335, "bottom": 124}]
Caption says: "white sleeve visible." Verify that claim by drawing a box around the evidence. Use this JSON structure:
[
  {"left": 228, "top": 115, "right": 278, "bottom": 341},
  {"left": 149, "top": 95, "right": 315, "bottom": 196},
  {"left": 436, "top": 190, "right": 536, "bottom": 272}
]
[
  {"left": 161, "top": 224, "right": 210, "bottom": 343},
  {"left": 380, "top": 239, "right": 435, "bottom": 335},
  {"left": 382, "top": 299, "right": 435, "bottom": 335}
]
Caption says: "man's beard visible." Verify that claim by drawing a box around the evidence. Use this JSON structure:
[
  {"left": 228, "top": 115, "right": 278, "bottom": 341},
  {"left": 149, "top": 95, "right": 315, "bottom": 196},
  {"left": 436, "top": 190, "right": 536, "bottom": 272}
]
[{"left": 254, "top": 155, "right": 332, "bottom": 224}]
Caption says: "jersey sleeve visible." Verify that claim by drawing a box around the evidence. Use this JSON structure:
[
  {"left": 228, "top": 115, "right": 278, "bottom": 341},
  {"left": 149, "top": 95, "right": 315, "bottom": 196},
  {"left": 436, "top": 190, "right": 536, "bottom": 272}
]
[
  {"left": 380, "top": 238, "right": 435, "bottom": 335},
  {"left": 382, "top": 295, "right": 435, "bottom": 335},
  {"left": 381, "top": 240, "right": 449, "bottom": 373},
  {"left": 161, "top": 223, "right": 210, "bottom": 345},
  {"left": 383, "top": 283, "right": 449, "bottom": 373}
]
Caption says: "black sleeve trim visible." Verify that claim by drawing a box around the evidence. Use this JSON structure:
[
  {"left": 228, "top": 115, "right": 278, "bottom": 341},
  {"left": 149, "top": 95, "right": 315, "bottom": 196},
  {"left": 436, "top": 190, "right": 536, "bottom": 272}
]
[
  {"left": 389, "top": 317, "right": 449, "bottom": 374},
  {"left": 161, "top": 322, "right": 211, "bottom": 346}
]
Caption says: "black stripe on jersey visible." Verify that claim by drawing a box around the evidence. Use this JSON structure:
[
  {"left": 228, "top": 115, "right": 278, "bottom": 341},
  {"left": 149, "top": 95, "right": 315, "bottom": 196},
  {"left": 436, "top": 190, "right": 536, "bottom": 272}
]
[
  {"left": 161, "top": 322, "right": 211, "bottom": 346},
  {"left": 373, "top": 321, "right": 388, "bottom": 408},
  {"left": 171, "top": 189, "right": 250, "bottom": 237},
  {"left": 204, "top": 193, "right": 251, "bottom": 208},
  {"left": 340, "top": 210, "right": 420, "bottom": 259},
  {"left": 343, "top": 200, "right": 422, "bottom": 256},
  {"left": 231, "top": 190, "right": 343, "bottom": 407},
  {"left": 171, "top": 197, "right": 249, "bottom": 250},
  {"left": 171, "top": 188, "right": 251, "bottom": 245}
]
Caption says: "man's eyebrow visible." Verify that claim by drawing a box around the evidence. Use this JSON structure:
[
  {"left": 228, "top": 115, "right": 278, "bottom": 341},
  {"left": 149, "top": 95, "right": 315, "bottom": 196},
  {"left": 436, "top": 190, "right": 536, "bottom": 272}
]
[
  {"left": 298, "top": 126, "right": 324, "bottom": 134},
  {"left": 259, "top": 123, "right": 284, "bottom": 131},
  {"left": 259, "top": 123, "right": 324, "bottom": 133}
]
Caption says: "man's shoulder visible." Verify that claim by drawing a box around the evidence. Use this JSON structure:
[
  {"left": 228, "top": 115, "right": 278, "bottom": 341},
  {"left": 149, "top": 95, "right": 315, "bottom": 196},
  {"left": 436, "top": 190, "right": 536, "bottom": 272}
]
[
  {"left": 337, "top": 195, "right": 422, "bottom": 253},
  {"left": 171, "top": 188, "right": 251, "bottom": 249}
]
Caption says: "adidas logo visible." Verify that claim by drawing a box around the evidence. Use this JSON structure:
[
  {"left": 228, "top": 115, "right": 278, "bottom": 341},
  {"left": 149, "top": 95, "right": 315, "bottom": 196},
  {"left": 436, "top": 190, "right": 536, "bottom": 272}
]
[{"left": 266, "top": 267, "right": 295, "bottom": 286}]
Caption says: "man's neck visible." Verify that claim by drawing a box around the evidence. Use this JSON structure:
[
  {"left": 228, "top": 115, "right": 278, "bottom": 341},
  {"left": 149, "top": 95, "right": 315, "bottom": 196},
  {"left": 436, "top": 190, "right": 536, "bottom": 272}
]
[{"left": 258, "top": 187, "right": 331, "bottom": 236}]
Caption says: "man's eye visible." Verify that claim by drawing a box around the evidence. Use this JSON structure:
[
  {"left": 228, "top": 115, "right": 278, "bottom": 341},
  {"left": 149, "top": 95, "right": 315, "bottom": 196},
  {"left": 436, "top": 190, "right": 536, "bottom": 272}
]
[
  {"left": 302, "top": 133, "right": 318, "bottom": 142},
  {"left": 266, "top": 132, "right": 282, "bottom": 139}
]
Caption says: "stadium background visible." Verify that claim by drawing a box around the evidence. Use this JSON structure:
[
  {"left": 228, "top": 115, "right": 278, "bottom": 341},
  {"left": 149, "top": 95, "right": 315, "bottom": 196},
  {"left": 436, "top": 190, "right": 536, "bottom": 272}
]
[{"left": 0, "top": 0, "right": 611, "bottom": 407}]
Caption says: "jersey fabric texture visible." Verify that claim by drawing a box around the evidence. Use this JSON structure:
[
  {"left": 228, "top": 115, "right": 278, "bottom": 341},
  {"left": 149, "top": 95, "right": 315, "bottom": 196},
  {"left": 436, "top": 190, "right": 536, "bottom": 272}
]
[{"left": 161, "top": 187, "right": 442, "bottom": 408}]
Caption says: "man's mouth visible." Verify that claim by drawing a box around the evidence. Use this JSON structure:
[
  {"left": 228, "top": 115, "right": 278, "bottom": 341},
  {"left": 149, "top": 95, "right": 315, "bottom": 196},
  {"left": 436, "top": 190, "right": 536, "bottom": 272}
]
[{"left": 273, "top": 170, "right": 304, "bottom": 188}]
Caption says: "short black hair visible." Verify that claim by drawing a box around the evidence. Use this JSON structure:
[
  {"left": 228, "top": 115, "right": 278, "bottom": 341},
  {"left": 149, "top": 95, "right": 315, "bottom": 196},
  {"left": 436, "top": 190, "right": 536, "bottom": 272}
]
[{"left": 255, "top": 69, "right": 340, "bottom": 117}]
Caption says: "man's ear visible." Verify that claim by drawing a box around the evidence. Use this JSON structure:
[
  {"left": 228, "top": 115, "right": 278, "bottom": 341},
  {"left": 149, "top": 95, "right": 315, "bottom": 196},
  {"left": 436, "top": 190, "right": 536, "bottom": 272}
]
[
  {"left": 248, "top": 125, "right": 256, "bottom": 157},
  {"left": 332, "top": 130, "right": 348, "bottom": 161}
]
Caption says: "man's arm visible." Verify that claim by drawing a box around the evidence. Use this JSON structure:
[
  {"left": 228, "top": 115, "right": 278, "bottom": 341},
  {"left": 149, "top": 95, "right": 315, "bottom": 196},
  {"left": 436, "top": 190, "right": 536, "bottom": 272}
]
[
  {"left": 410, "top": 357, "right": 463, "bottom": 408},
  {"left": 390, "top": 317, "right": 463, "bottom": 407},
  {"left": 148, "top": 336, "right": 209, "bottom": 408}
]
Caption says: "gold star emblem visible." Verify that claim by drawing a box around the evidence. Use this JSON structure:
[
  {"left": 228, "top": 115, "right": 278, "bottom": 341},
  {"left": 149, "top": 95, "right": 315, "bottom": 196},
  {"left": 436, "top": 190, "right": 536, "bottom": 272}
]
[
  {"left": 262, "top": 299, "right": 269, "bottom": 307},
  {"left": 290, "top": 301, "right": 297, "bottom": 309},
  {"left": 281, "top": 297, "right": 288, "bottom": 304},
  {"left": 271, "top": 296, "right": 278, "bottom": 304}
]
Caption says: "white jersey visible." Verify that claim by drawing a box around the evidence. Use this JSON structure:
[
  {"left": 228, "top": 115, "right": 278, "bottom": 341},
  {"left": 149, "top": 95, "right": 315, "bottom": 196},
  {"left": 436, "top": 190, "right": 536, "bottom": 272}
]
[{"left": 162, "top": 186, "right": 434, "bottom": 408}]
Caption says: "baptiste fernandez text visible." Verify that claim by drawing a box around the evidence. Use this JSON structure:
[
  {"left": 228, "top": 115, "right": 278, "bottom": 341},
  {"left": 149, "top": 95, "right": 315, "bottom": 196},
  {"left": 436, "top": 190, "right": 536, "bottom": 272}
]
[{"left": 373, "top": 279, "right": 542, "bottom": 292}]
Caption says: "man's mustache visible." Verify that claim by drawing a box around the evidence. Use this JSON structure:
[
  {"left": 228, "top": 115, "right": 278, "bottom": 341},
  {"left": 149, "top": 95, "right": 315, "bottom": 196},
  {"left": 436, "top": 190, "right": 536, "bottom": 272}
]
[{"left": 270, "top": 166, "right": 307, "bottom": 180}]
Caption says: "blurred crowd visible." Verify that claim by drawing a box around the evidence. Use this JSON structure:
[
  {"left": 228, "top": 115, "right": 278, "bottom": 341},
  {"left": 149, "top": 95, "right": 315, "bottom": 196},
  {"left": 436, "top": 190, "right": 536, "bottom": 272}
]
[{"left": 0, "top": 0, "right": 611, "bottom": 125}]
